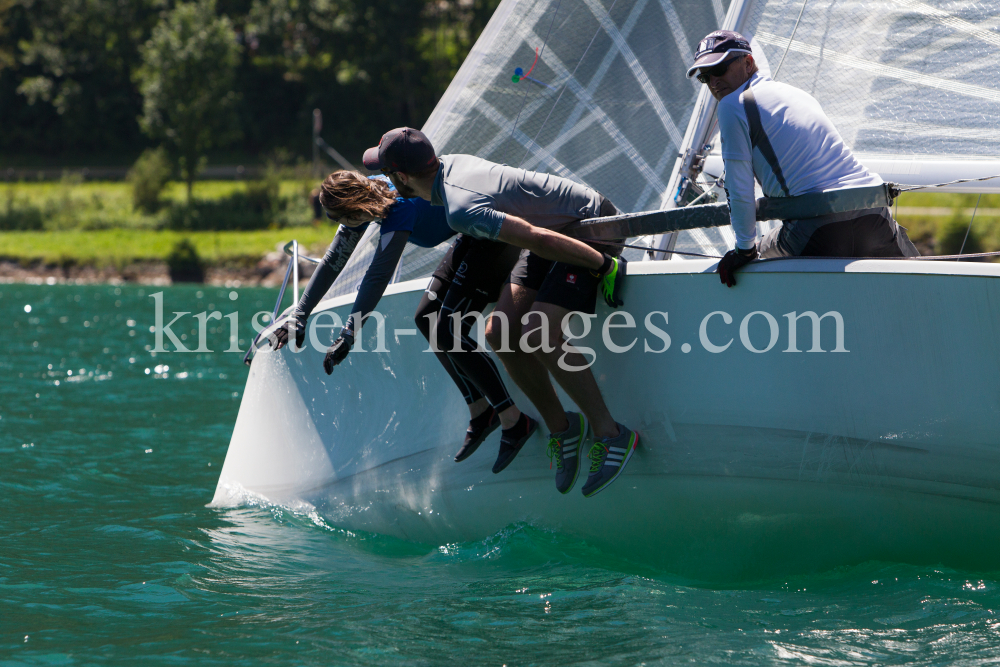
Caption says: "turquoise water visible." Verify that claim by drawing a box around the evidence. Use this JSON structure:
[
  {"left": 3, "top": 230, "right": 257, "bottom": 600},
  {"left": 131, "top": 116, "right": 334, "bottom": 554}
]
[{"left": 4, "top": 283, "right": 1000, "bottom": 665}]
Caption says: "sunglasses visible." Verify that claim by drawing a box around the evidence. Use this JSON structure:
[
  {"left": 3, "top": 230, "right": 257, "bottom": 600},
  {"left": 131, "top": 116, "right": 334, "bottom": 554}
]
[{"left": 696, "top": 57, "right": 740, "bottom": 84}]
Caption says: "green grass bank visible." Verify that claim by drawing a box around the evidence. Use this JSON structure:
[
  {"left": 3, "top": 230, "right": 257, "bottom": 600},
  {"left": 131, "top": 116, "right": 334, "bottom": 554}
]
[{"left": 0, "top": 182, "right": 998, "bottom": 271}]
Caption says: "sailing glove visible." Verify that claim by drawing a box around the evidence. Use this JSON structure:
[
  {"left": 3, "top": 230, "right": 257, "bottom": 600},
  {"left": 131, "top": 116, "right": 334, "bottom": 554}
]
[
  {"left": 718, "top": 246, "right": 758, "bottom": 287},
  {"left": 599, "top": 255, "right": 627, "bottom": 308},
  {"left": 323, "top": 329, "right": 354, "bottom": 374},
  {"left": 269, "top": 314, "right": 306, "bottom": 350}
]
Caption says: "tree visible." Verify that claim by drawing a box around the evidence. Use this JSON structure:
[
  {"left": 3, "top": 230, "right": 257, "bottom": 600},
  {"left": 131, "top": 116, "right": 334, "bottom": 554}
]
[
  {"left": 136, "top": 0, "right": 241, "bottom": 200},
  {"left": 0, "top": 0, "right": 161, "bottom": 157}
]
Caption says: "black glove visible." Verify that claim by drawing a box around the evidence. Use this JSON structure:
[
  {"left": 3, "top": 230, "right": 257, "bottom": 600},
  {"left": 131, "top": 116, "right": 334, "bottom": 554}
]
[
  {"left": 718, "top": 246, "right": 758, "bottom": 287},
  {"left": 268, "top": 315, "right": 306, "bottom": 350},
  {"left": 323, "top": 330, "right": 354, "bottom": 374}
]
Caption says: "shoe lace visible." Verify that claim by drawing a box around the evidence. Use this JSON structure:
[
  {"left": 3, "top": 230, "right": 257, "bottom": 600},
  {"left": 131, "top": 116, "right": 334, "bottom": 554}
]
[
  {"left": 588, "top": 442, "right": 608, "bottom": 473},
  {"left": 546, "top": 437, "right": 563, "bottom": 470}
]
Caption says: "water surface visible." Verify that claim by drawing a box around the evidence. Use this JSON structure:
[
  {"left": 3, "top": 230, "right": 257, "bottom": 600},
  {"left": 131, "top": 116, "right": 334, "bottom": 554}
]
[{"left": 3, "top": 284, "right": 1000, "bottom": 665}]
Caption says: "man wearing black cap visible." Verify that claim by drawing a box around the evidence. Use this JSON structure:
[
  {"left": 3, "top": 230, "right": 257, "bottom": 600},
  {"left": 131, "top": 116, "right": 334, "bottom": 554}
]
[
  {"left": 687, "top": 30, "right": 918, "bottom": 286},
  {"left": 363, "top": 128, "right": 638, "bottom": 498}
]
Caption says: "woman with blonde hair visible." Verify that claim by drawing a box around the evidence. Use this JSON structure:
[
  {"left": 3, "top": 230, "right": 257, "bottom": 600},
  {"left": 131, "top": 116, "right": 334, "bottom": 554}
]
[{"left": 271, "top": 170, "right": 528, "bottom": 463}]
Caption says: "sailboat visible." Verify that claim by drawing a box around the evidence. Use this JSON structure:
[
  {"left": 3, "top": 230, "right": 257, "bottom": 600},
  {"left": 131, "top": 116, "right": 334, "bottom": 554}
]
[{"left": 212, "top": 0, "right": 1000, "bottom": 579}]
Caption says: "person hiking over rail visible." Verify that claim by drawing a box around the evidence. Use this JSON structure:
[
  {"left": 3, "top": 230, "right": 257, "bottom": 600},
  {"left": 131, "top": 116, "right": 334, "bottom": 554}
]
[
  {"left": 687, "top": 30, "right": 919, "bottom": 286},
  {"left": 363, "top": 127, "right": 638, "bottom": 498},
  {"left": 269, "top": 169, "right": 527, "bottom": 464}
]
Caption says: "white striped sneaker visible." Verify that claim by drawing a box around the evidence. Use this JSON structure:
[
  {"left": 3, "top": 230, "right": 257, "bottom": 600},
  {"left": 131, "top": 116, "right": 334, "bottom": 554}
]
[
  {"left": 581, "top": 423, "right": 638, "bottom": 497},
  {"left": 546, "top": 412, "right": 589, "bottom": 494}
]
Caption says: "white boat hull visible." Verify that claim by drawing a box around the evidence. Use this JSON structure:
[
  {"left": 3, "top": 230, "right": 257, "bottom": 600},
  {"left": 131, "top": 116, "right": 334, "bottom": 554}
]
[{"left": 214, "top": 259, "right": 1000, "bottom": 579}]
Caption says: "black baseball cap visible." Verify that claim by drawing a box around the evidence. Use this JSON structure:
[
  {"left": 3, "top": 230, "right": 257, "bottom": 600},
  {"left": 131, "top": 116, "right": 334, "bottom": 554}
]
[
  {"left": 686, "top": 30, "right": 753, "bottom": 78},
  {"left": 362, "top": 127, "right": 437, "bottom": 173}
]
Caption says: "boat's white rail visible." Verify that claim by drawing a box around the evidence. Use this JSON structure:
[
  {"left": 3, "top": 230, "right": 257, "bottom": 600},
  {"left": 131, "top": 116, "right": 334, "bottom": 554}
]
[{"left": 245, "top": 244, "right": 1000, "bottom": 364}]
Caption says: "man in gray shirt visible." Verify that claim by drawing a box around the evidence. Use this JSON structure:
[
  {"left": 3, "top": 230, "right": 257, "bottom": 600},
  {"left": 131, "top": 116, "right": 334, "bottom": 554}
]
[{"left": 363, "top": 127, "right": 638, "bottom": 498}]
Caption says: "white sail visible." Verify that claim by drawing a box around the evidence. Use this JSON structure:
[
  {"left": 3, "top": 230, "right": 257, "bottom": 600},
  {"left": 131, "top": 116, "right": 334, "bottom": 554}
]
[
  {"left": 751, "top": 0, "right": 1000, "bottom": 191},
  {"left": 320, "top": 0, "right": 733, "bottom": 302}
]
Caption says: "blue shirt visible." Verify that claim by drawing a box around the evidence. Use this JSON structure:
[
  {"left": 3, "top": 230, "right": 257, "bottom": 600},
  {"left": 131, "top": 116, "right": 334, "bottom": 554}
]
[{"left": 372, "top": 175, "right": 454, "bottom": 248}]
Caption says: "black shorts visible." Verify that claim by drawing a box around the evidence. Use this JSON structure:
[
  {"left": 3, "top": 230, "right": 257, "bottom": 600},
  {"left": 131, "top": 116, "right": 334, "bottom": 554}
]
[
  {"left": 507, "top": 196, "right": 621, "bottom": 315},
  {"left": 759, "top": 207, "right": 918, "bottom": 258},
  {"left": 431, "top": 235, "right": 520, "bottom": 307}
]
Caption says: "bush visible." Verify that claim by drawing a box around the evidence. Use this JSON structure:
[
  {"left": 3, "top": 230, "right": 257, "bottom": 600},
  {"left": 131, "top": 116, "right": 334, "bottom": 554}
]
[
  {"left": 245, "top": 165, "right": 281, "bottom": 225},
  {"left": 128, "top": 147, "right": 172, "bottom": 213},
  {"left": 166, "top": 238, "right": 205, "bottom": 282},
  {"left": 0, "top": 188, "right": 44, "bottom": 230},
  {"left": 166, "top": 192, "right": 278, "bottom": 231},
  {"left": 938, "top": 208, "right": 984, "bottom": 256}
]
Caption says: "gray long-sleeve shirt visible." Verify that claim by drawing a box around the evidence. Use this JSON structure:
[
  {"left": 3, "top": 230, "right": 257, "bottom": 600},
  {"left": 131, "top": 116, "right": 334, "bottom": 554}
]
[{"left": 430, "top": 154, "right": 604, "bottom": 241}]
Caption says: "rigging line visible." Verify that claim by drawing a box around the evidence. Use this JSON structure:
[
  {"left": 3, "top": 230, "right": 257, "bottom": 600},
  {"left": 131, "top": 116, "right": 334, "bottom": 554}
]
[
  {"left": 502, "top": 0, "right": 563, "bottom": 166},
  {"left": 576, "top": 238, "right": 723, "bottom": 258},
  {"left": 577, "top": 239, "right": 1000, "bottom": 262},
  {"left": 912, "top": 249, "right": 1000, "bottom": 260},
  {"left": 958, "top": 193, "right": 983, "bottom": 260},
  {"left": 519, "top": 0, "right": 620, "bottom": 168},
  {"left": 898, "top": 173, "right": 1000, "bottom": 191},
  {"left": 772, "top": 0, "right": 808, "bottom": 80}
]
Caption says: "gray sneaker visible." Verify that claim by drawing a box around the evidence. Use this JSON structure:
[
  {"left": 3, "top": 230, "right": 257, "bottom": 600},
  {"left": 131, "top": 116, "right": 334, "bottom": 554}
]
[
  {"left": 581, "top": 423, "right": 638, "bottom": 498},
  {"left": 546, "top": 412, "right": 589, "bottom": 494}
]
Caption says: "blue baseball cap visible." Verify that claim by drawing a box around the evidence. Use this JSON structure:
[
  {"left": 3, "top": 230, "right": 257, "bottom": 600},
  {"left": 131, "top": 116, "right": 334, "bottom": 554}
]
[{"left": 686, "top": 30, "right": 753, "bottom": 78}]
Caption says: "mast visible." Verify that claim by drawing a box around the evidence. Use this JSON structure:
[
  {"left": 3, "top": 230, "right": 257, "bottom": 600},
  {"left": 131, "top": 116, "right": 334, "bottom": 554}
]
[{"left": 648, "top": 0, "right": 759, "bottom": 260}]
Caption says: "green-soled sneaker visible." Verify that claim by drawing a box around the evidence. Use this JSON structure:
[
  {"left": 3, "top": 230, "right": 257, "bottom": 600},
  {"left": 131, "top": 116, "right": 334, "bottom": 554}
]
[
  {"left": 581, "top": 423, "right": 638, "bottom": 497},
  {"left": 600, "top": 256, "right": 627, "bottom": 308},
  {"left": 546, "top": 411, "right": 589, "bottom": 494}
]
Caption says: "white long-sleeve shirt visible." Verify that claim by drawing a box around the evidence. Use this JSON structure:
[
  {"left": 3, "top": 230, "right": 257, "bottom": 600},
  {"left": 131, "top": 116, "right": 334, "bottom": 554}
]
[{"left": 717, "top": 72, "right": 881, "bottom": 249}]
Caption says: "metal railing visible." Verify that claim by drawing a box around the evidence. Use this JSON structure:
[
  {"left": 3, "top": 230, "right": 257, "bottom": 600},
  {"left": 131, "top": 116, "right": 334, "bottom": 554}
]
[{"left": 242, "top": 240, "right": 321, "bottom": 366}]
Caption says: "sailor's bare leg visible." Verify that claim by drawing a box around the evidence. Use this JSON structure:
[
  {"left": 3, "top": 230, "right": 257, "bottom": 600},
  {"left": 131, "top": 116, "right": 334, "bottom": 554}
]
[
  {"left": 527, "top": 302, "right": 619, "bottom": 439},
  {"left": 486, "top": 284, "right": 569, "bottom": 434}
]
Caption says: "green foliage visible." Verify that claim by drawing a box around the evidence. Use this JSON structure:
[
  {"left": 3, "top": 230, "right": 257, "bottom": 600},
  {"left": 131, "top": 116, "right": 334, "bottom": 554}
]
[
  {"left": 0, "top": 0, "right": 500, "bottom": 163},
  {"left": 135, "top": 0, "right": 241, "bottom": 200},
  {"left": 0, "top": 226, "right": 338, "bottom": 266},
  {"left": 166, "top": 237, "right": 205, "bottom": 282},
  {"left": 166, "top": 193, "right": 280, "bottom": 231},
  {"left": 0, "top": 0, "right": 161, "bottom": 155},
  {"left": 0, "top": 179, "right": 317, "bottom": 235},
  {"left": 0, "top": 187, "right": 44, "bottom": 230},
  {"left": 245, "top": 163, "right": 282, "bottom": 224},
  {"left": 938, "top": 205, "right": 984, "bottom": 256},
  {"left": 128, "top": 147, "right": 173, "bottom": 213}
]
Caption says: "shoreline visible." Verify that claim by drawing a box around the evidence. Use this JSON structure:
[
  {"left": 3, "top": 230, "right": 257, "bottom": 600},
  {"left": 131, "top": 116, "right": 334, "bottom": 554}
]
[{"left": 0, "top": 254, "right": 317, "bottom": 287}]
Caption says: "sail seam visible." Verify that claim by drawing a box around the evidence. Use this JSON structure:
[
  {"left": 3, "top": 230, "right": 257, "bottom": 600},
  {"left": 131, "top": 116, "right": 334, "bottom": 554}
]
[
  {"left": 756, "top": 31, "right": 1000, "bottom": 104},
  {"left": 654, "top": 0, "right": 693, "bottom": 68},
  {"left": 476, "top": 98, "right": 582, "bottom": 180},
  {"left": 519, "top": 24, "right": 668, "bottom": 195},
  {"left": 581, "top": 0, "right": 684, "bottom": 146},
  {"left": 504, "top": 0, "right": 563, "bottom": 165},
  {"left": 889, "top": 0, "right": 1000, "bottom": 48},
  {"left": 552, "top": 0, "right": 652, "bottom": 141},
  {"left": 519, "top": 1, "right": 620, "bottom": 167}
]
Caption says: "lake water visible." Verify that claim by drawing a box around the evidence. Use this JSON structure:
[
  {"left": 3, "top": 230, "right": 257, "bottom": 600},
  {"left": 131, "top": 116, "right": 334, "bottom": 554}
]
[{"left": 4, "top": 283, "right": 1000, "bottom": 665}]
